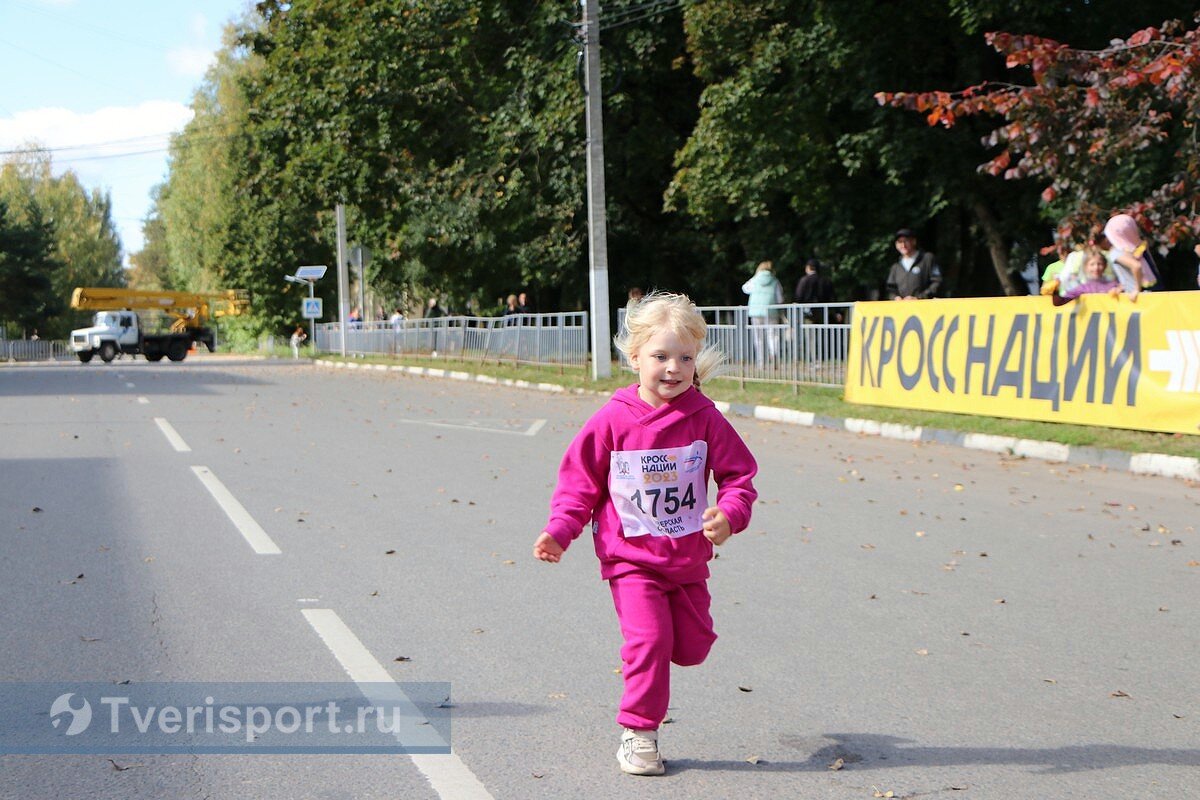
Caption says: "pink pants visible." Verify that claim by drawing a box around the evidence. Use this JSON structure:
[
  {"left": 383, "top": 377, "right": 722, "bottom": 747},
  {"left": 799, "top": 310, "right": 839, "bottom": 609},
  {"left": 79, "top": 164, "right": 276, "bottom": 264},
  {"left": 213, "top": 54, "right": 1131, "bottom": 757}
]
[{"left": 609, "top": 570, "right": 717, "bottom": 730}]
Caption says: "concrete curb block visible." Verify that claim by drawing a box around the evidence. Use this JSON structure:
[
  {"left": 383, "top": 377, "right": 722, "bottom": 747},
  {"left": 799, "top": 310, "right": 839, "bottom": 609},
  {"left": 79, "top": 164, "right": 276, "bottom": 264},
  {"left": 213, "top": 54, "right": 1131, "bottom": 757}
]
[{"left": 312, "top": 358, "right": 1200, "bottom": 484}]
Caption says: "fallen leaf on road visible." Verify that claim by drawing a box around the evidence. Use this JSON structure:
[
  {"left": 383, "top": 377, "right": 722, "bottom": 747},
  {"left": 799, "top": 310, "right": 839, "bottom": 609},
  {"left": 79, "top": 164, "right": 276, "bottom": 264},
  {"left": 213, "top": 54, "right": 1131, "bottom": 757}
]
[
  {"left": 394, "top": 656, "right": 412, "bottom": 662},
  {"left": 31, "top": 507, "right": 43, "bottom": 513},
  {"left": 915, "top": 648, "right": 929, "bottom": 656},
  {"left": 861, "top": 544, "right": 876, "bottom": 550},
  {"left": 1111, "top": 690, "right": 1130, "bottom": 698},
  {"left": 108, "top": 759, "right": 143, "bottom": 771},
  {"left": 738, "top": 685, "right": 753, "bottom": 692},
  {"left": 745, "top": 755, "right": 762, "bottom": 765},
  {"left": 829, "top": 757, "right": 844, "bottom": 771},
  {"left": 385, "top": 550, "right": 396, "bottom": 555},
  {"left": 873, "top": 788, "right": 895, "bottom": 799}
]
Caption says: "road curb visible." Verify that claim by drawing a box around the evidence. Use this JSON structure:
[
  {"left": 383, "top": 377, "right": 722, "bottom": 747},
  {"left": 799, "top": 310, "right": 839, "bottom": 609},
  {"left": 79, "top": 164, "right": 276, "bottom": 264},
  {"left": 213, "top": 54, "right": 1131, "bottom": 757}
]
[{"left": 313, "top": 358, "right": 1200, "bottom": 484}]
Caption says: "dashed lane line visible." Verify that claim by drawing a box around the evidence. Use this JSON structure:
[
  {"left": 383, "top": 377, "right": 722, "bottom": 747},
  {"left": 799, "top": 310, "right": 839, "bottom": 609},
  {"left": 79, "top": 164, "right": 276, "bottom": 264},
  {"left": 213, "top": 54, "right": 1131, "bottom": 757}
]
[
  {"left": 153, "top": 417, "right": 191, "bottom": 452},
  {"left": 190, "top": 466, "right": 281, "bottom": 555},
  {"left": 301, "top": 609, "right": 494, "bottom": 800}
]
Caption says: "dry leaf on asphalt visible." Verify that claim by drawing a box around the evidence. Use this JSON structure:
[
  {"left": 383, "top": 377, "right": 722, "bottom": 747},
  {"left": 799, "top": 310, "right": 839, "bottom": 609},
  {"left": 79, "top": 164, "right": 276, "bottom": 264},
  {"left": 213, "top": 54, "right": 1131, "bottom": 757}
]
[{"left": 829, "top": 757, "right": 845, "bottom": 771}]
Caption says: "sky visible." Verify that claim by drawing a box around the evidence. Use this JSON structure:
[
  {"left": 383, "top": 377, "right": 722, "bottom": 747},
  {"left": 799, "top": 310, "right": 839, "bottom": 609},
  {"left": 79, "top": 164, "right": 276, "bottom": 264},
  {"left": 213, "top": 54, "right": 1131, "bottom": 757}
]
[{"left": 0, "top": 0, "right": 253, "bottom": 265}]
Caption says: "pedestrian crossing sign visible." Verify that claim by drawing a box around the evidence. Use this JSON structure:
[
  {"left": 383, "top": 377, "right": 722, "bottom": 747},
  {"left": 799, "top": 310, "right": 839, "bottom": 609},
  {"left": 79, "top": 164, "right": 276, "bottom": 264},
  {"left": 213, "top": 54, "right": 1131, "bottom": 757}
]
[{"left": 302, "top": 298, "right": 323, "bottom": 319}]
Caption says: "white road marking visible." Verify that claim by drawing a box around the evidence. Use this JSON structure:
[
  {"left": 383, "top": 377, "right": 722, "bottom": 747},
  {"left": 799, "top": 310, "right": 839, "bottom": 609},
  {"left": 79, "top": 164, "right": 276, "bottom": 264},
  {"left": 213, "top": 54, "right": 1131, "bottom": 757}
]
[
  {"left": 397, "top": 417, "right": 548, "bottom": 437},
  {"left": 154, "top": 417, "right": 191, "bottom": 452},
  {"left": 125, "top": 382, "right": 136, "bottom": 388},
  {"left": 301, "top": 609, "right": 494, "bottom": 800},
  {"left": 137, "top": 397, "right": 150, "bottom": 404},
  {"left": 189, "top": 466, "right": 281, "bottom": 555}
]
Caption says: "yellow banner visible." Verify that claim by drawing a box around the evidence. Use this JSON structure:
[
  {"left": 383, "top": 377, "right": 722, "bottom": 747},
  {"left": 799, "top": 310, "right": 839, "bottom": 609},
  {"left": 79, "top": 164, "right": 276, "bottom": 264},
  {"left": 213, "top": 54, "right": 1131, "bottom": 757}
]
[{"left": 845, "top": 293, "right": 1200, "bottom": 436}]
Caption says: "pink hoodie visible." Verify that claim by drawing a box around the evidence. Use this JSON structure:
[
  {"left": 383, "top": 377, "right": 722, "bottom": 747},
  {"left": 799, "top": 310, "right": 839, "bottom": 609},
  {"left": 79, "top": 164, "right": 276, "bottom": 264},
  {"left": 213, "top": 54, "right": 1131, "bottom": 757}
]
[{"left": 543, "top": 384, "right": 758, "bottom": 584}]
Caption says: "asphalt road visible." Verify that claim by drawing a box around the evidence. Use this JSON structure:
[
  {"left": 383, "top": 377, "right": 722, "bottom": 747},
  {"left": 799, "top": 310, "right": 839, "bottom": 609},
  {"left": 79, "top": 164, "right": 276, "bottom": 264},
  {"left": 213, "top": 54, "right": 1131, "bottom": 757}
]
[{"left": 0, "top": 356, "right": 1196, "bottom": 800}]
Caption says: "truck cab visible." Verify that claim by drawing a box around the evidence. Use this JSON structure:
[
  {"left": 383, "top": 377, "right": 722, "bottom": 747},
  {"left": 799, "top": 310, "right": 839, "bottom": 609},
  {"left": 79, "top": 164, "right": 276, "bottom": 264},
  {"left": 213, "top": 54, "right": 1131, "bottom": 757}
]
[{"left": 71, "top": 311, "right": 141, "bottom": 363}]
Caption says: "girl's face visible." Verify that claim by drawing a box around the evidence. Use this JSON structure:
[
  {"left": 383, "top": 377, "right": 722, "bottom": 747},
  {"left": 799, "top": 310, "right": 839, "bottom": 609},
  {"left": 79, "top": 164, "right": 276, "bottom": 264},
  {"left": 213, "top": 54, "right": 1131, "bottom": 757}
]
[
  {"left": 630, "top": 327, "right": 698, "bottom": 407},
  {"left": 1085, "top": 255, "right": 1106, "bottom": 280}
]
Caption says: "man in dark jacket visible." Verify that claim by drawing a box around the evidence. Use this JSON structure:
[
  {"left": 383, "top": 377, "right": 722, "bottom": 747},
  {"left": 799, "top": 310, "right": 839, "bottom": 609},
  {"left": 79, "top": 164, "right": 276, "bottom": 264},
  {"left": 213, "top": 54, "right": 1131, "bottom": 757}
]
[
  {"left": 794, "top": 258, "right": 840, "bottom": 322},
  {"left": 887, "top": 229, "right": 943, "bottom": 300}
]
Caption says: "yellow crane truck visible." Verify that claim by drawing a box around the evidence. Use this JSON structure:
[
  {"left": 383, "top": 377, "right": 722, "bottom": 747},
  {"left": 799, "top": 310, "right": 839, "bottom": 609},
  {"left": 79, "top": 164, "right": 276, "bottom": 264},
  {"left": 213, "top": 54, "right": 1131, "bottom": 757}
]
[{"left": 69, "top": 287, "right": 249, "bottom": 363}]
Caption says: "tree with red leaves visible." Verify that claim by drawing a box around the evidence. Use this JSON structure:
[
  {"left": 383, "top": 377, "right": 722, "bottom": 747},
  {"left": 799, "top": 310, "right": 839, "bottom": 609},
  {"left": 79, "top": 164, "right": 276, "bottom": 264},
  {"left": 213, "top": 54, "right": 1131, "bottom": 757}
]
[{"left": 876, "top": 14, "right": 1200, "bottom": 264}]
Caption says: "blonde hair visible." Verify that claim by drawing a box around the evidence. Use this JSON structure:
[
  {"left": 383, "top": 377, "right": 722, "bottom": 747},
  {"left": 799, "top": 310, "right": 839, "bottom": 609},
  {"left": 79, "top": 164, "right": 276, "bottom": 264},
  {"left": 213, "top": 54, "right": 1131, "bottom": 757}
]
[{"left": 614, "top": 291, "right": 724, "bottom": 389}]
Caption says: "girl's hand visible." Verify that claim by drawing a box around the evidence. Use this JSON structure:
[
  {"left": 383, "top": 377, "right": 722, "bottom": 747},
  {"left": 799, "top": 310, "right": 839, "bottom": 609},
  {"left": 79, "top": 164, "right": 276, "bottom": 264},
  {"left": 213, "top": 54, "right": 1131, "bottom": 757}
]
[
  {"left": 533, "top": 532, "right": 565, "bottom": 563},
  {"left": 701, "top": 507, "right": 732, "bottom": 546}
]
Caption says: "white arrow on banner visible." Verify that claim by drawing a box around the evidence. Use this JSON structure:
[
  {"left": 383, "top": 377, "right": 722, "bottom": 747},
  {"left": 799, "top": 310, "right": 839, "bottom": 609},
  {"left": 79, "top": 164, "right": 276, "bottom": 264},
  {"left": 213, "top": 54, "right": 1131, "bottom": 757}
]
[{"left": 1148, "top": 329, "right": 1200, "bottom": 393}]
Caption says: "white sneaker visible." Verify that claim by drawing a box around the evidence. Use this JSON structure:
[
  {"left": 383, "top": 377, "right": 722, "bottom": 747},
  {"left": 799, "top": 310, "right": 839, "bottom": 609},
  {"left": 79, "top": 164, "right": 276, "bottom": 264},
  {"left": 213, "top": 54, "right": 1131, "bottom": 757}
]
[{"left": 617, "top": 727, "right": 665, "bottom": 775}]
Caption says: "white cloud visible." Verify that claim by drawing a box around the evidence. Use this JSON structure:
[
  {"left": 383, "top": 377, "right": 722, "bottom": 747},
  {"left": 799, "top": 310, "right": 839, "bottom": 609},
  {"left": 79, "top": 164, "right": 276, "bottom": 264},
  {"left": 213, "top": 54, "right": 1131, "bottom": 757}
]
[
  {"left": 0, "top": 103, "right": 196, "bottom": 261},
  {"left": 0, "top": 102, "right": 193, "bottom": 152},
  {"left": 189, "top": 12, "right": 210, "bottom": 39},
  {"left": 167, "top": 45, "right": 217, "bottom": 78}
]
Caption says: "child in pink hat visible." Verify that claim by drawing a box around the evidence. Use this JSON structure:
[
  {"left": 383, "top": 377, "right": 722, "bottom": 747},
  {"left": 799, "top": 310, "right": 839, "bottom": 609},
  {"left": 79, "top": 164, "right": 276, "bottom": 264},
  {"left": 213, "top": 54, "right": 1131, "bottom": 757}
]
[{"left": 1100, "top": 214, "right": 1157, "bottom": 297}]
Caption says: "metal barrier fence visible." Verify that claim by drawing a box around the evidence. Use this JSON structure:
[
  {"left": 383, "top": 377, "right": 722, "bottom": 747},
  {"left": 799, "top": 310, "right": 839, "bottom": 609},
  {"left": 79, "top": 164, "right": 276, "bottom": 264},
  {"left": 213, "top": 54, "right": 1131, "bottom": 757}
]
[
  {"left": 2, "top": 340, "right": 75, "bottom": 362},
  {"left": 619, "top": 303, "right": 852, "bottom": 388},
  {"left": 315, "top": 312, "right": 590, "bottom": 370}
]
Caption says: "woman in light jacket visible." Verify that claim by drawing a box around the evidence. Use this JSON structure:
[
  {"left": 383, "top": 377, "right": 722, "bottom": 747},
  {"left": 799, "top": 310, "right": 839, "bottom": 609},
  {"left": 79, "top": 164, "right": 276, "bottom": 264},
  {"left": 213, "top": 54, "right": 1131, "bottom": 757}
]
[{"left": 742, "top": 261, "right": 783, "bottom": 369}]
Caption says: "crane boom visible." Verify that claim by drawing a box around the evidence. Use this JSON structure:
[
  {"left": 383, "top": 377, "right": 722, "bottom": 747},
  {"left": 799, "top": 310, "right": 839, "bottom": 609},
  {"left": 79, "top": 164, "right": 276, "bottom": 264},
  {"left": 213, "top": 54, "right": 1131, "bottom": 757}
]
[{"left": 71, "top": 287, "right": 249, "bottom": 330}]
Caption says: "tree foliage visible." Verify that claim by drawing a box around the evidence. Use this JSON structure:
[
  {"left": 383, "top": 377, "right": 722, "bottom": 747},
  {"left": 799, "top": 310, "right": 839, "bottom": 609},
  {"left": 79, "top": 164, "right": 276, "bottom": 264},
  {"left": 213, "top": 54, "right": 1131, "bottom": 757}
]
[
  {"left": 876, "top": 12, "right": 1200, "bottom": 258},
  {"left": 0, "top": 148, "right": 122, "bottom": 336},
  {"left": 141, "top": 0, "right": 1200, "bottom": 331}
]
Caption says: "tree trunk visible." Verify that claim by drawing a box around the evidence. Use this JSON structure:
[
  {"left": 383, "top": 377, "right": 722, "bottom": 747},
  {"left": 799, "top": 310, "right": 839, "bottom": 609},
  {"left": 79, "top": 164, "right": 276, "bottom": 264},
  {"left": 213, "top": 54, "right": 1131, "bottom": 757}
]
[{"left": 971, "top": 197, "right": 1021, "bottom": 296}]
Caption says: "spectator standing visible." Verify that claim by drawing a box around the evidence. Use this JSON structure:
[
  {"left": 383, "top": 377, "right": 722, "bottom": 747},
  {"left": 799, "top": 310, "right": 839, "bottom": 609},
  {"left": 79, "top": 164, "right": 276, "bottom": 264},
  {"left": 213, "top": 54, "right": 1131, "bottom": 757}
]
[
  {"left": 794, "top": 259, "right": 836, "bottom": 320},
  {"left": 503, "top": 294, "right": 520, "bottom": 327},
  {"left": 886, "top": 229, "right": 943, "bottom": 300},
  {"left": 794, "top": 258, "right": 838, "bottom": 363},
  {"left": 741, "top": 261, "right": 783, "bottom": 369},
  {"left": 517, "top": 292, "right": 532, "bottom": 314},
  {"left": 388, "top": 308, "right": 405, "bottom": 332},
  {"left": 289, "top": 325, "right": 307, "bottom": 359}
]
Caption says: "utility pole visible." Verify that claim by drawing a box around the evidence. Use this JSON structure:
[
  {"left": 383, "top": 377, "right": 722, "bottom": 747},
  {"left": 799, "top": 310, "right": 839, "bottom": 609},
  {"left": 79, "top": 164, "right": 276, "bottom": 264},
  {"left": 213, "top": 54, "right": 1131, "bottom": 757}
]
[
  {"left": 582, "top": 0, "right": 612, "bottom": 379},
  {"left": 335, "top": 203, "right": 349, "bottom": 357}
]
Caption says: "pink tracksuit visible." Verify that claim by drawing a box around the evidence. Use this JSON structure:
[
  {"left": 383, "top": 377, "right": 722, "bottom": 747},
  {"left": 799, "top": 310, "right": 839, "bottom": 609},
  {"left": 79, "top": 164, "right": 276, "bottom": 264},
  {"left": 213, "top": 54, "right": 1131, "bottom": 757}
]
[{"left": 543, "top": 385, "right": 758, "bottom": 729}]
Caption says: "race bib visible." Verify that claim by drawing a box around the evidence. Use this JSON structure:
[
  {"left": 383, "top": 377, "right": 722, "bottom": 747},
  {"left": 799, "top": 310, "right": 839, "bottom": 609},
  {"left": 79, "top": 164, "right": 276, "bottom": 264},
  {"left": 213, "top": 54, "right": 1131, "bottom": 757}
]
[{"left": 609, "top": 442, "right": 708, "bottom": 538}]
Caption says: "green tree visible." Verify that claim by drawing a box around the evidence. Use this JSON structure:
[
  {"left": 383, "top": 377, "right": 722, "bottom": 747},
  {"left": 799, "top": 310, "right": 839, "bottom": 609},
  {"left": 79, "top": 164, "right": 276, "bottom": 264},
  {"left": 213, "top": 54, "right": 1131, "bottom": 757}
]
[
  {"left": 0, "top": 147, "right": 122, "bottom": 335},
  {"left": 127, "top": 186, "right": 171, "bottom": 291},
  {"left": 0, "top": 200, "right": 60, "bottom": 335}
]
